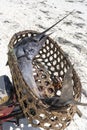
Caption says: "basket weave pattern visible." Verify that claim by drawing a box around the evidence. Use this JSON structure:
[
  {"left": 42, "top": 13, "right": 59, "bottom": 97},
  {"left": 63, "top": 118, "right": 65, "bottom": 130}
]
[{"left": 8, "top": 30, "right": 81, "bottom": 130}]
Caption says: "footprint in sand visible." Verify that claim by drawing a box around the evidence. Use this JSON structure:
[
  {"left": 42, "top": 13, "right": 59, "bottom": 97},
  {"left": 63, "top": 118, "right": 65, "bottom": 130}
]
[
  {"left": 58, "top": 37, "right": 73, "bottom": 46},
  {"left": 63, "top": 21, "right": 73, "bottom": 26},
  {"left": 74, "top": 23, "right": 85, "bottom": 28},
  {"left": 3, "top": 20, "right": 10, "bottom": 23},
  {"left": 65, "top": 0, "right": 74, "bottom": 3},
  {"left": 73, "top": 11, "right": 85, "bottom": 21},
  {"left": 58, "top": 37, "right": 86, "bottom": 53},
  {"left": 73, "top": 32, "right": 83, "bottom": 39},
  {"left": 76, "top": 11, "right": 83, "bottom": 14},
  {"left": 36, "top": 24, "right": 46, "bottom": 30}
]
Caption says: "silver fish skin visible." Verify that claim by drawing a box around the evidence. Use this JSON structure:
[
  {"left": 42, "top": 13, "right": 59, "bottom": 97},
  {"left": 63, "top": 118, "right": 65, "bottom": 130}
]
[
  {"left": 42, "top": 66, "right": 87, "bottom": 108},
  {"left": 14, "top": 35, "right": 48, "bottom": 98},
  {"left": 14, "top": 10, "right": 74, "bottom": 98},
  {"left": 14, "top": 10, "right": 74, "bottom": 60},
  {"left": 14, "top": 34, "right": 48, "bottom": 59},
  {"left": 17, "top": 57, "right": 42, "bottom": 98},
  {"left": 41, "top": 66, "right": 73, "bottom": 107}
]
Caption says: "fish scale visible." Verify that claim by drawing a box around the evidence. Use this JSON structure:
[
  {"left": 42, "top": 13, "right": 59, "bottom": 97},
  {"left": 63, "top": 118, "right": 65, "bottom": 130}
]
[{"left": 14, "top": 10, "right": 74, "bottom": 98}]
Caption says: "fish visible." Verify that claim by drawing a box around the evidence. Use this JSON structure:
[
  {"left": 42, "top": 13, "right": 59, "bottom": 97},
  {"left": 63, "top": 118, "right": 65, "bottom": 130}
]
[
  {"left": 41, "top": 66, "right": 87, "bottom": 109},
  {"left": 14, "top": 10, "right": 74, "bottom": 98},
  {"left": 14, "top": 35, "right": 48, "bottom": 98}
]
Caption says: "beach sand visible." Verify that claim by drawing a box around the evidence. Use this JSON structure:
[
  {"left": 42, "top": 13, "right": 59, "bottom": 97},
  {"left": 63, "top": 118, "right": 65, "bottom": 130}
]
[{"left": 0, "top": 0, "right": 87, "bottom": 129}]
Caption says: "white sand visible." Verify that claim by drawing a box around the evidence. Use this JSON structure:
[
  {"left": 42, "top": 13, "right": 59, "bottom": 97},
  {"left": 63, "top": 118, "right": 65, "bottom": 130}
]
[{"left": 0, "top": 0, "right": 87, "bottom": 129}]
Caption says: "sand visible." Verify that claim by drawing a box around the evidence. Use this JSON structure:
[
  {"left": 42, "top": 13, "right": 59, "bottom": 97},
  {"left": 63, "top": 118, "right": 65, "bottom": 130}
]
[{"left": 0, "top": 0, "right": 87, "bottom": 129}]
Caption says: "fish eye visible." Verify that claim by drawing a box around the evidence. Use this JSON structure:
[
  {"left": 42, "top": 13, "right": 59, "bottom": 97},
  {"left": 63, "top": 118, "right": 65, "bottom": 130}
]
[
  {"left": 33, "top": 38, "right": 38, "bottom": 42},
  {"left": 32, "top": 36, "right": 38, "bottom": 42},
  {"left": 32, "top": 34, "right": 45, "bottom": 42}
]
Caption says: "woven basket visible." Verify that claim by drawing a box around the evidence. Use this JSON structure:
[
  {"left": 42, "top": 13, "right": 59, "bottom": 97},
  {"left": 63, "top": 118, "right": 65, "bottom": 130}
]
[{"left": 8, "top": 30, "right": 81, "bottom": 130}]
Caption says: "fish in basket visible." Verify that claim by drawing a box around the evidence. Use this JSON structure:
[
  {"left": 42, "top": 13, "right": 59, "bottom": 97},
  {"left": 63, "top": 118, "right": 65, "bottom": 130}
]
[{"left": 8, "top": 11, "right": 87, "bottom": 130}]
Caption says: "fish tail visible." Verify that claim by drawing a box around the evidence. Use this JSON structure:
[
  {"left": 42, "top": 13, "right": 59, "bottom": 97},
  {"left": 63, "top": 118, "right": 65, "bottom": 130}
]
[{"left": 73, "top": 100, "right": 87, "bottom": 106}]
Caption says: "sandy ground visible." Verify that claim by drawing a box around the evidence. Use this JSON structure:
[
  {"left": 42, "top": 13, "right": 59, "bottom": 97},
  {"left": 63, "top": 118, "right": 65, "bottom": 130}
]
[{"left": 0, "top": 0, "right": 87, "bottom": 129}]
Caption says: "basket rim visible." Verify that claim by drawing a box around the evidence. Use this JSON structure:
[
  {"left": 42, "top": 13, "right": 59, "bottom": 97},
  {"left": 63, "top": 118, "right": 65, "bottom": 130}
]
[{"left": 7, "top": 30, "right": 82, "bottom": 129}]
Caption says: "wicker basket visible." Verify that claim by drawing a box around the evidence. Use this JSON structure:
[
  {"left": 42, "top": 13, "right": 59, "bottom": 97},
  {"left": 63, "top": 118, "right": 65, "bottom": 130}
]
[{"left": 8, "top": 30, "right": 81, "bottom": 130}]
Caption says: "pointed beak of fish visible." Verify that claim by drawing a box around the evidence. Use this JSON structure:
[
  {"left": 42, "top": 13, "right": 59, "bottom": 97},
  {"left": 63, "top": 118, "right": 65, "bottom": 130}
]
[
  {"left": 33, "top": 32, "right": 53, "bottom": 42},
  {"left": 38, "top": 35, "right": 48, "bottom": 45},
  {"left": 39, "top": 32, "right": 54, "bottom": 43}
]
